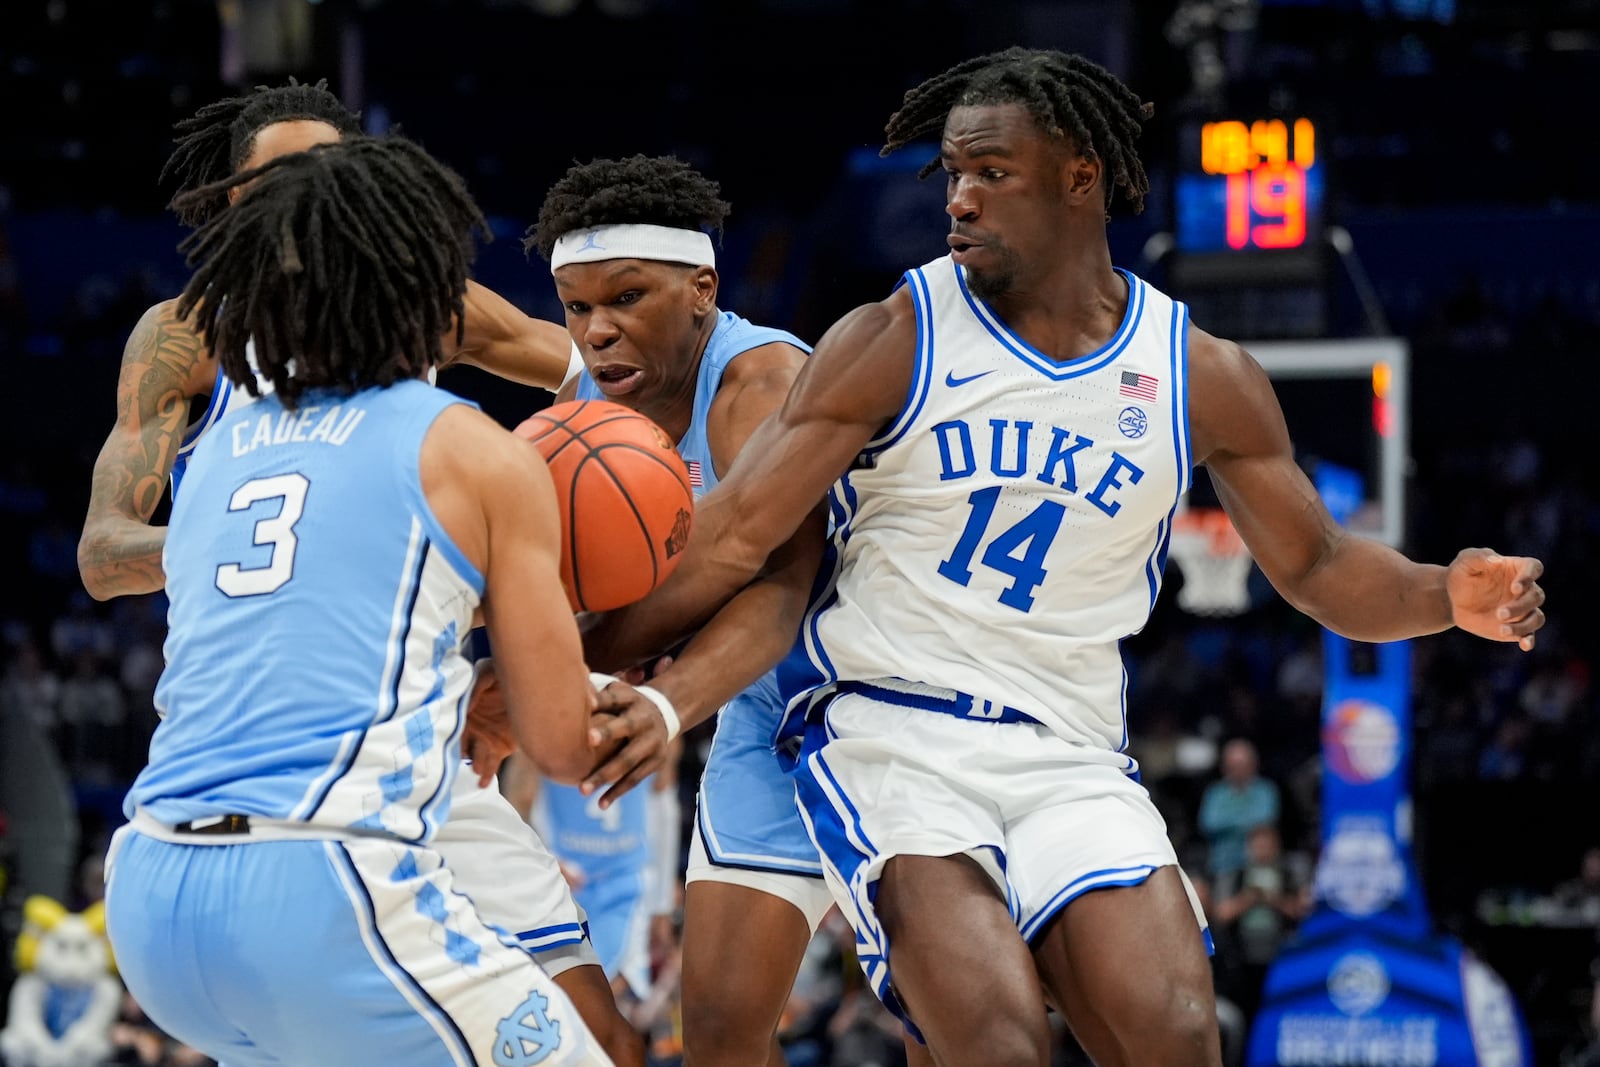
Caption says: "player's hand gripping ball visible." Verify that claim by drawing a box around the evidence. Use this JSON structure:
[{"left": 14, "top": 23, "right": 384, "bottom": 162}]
[{"left": 515, "top": 400, "right": 695, "bottom": 612}]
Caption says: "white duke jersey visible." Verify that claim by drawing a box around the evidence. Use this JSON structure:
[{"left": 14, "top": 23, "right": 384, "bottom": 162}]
[
  {"left": 793, "top": 257, "right": 1194, "bottom": 756},
  {"left": 128, "top": 380, "right": 484, "bottom": 842}
]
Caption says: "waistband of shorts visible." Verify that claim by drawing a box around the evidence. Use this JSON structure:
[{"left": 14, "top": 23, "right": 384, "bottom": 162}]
[
  {"left": 836, "top": 679, "right": 1045, "bottom": 727},
  {"left": 128, "top": 809, "right": 406, "bottom": 846}
]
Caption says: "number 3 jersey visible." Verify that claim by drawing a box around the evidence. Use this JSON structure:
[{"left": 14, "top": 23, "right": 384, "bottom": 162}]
[
  {"left": 128, "top": 380, "right": 484, "bottom": 841},
  {"left": 793, "top": 257, "right": 1194, "bottom": 756}
]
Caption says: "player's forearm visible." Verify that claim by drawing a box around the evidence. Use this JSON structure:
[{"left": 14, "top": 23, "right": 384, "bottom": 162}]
[
  {"left": 649, "top": 580, "right": 799, "bottom": 732},
  {"left": 449, "top": 281, "right": 571, "bottom": 390},
  {"left": 1285, "top": 535, "right": 1452, "bottom": 642},
  {"left": 647, "top": 504, "right": 824, "bottom": 729},
  {"left": 77, "top": 517, "right": 167, "bottom": 600}
]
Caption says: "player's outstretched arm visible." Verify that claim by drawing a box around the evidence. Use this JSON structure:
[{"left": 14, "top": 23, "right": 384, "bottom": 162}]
[
  {"left": 586, "top": 291, "right": 919, "bottom": 664},
  {"left": 1192, "top": 328, "right": 1545, "bottom": 647},
  {"left": 422, "top": 404, "right": 596, "bottom": 783},
  {"left": 78, "top": 300, "right": 207, "bottom": 600},
  {"left": 443, "top": 279, "right": 576, "bottom": 390},
  {"left": 582, "top": 342, "right": 828, "bottom": 803},
  {"left": 585, "top": 341, "right": 818, "bottom": 695}
]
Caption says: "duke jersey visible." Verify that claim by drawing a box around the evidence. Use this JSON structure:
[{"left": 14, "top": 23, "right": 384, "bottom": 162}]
[
  {"left": 169, "top": 364, "right": 233, "bottom": 496},
  {"left": 128, "top": 380, "right": 483, "bottom": 842},
  {"left": 792, "top": 258, "right": 1193, "bottom": 755},
  {"left": 575, "top": 310, "right": 811, "bottom": 720}
]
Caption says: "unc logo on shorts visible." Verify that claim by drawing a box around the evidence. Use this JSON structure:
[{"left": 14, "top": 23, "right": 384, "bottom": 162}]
[
  {"left": 494, "top": 989, "right": 562, "bottom": 1066},
  {"left": 1117, "top": 406, "right": 1148, "bottom": 438}
]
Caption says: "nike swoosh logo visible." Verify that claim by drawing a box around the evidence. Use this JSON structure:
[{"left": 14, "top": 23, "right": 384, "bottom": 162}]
[{"left": 945, "top": 369, "right": 994, "bottom": 388}]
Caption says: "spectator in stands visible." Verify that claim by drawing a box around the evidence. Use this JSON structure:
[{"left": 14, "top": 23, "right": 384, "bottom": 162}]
[
  {"left": 1199, "top": 738, "right": 1280, "bottom": 880},
  {"left": 1210, "top": 824, "right": 1312, "bottom": 1020},
  {"left": 1554, "top": 847, "right": 1600, "bottom": 926},
  {"left": 0, "top": 637, "right": 60, "bottom": 735}
]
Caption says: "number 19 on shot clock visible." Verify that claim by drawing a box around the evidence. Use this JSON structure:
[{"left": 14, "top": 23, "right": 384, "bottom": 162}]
[{"left": 1176, "top": 117, "right": 1325, "bottom": 254}]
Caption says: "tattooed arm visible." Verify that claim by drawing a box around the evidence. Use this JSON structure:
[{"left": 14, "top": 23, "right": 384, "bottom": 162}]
[{"left": 78, "top": 300, "right": 211, "bottom": 600}]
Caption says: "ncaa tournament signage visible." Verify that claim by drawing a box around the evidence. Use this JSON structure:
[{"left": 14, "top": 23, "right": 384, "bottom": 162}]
[{"left": 1245, "top": 464, "right": 1530, "bottom": 1067}]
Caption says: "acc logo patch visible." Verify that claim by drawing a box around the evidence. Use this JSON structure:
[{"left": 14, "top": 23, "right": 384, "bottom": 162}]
[
  {"left": 1118, "top": 406, "right": 1148, "bottom": 439},
  {"left": 494, "top": 989, "right": 562, "bottom": 1066},
  {"left": 1328, "top": 952, "right": 1390, "bottom": 1016}
]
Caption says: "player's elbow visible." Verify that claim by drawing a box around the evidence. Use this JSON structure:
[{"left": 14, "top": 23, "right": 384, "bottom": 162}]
[
  {"left": 76, "top": 529, "right": 116, "bottom": 601},
  {"left": 514, "top": 710, "right": 594, "bottom": 786},
  {"left": 718, "top": 523, "right": 781, "bottom": 587},
  {"left": 526, "top": 742, "right": 591, "bottom": 787}
]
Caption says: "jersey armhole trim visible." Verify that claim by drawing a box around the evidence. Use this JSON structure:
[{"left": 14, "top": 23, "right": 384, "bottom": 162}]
[
  {"left": 1170, "top": 301, "right": 1193, "bottom": 494},
  {"left": 177, "top": 365, "right": 232, "bottom": 454},
  {"left": 862, "top": 267, "right": 934, "bottom": 455},
  {"left": 403, "top": 397, "right": 486, "bottom": 596}
]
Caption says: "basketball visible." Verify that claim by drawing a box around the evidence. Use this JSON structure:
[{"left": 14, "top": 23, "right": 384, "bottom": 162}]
[{"left": 514, "top": 400, "right": 695, "bottom": 613}]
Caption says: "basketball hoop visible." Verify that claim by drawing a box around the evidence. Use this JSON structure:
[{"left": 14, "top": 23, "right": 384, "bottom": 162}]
[{"left": 1167, "top": 508, "right": 1254, "bottom": 616}]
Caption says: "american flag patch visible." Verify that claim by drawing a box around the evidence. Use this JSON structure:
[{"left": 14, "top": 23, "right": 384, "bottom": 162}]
[
  {"left": 1119, "top": 370, "right": 1159, "bottom": 401},
  {"left": 686, "top": 459, "right": 704, "bottom": 488}
]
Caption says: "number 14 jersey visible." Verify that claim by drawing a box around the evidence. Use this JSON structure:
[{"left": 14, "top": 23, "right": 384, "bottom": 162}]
[{"left": 797, "top": 257, "right": 1194, "bottom": 755}]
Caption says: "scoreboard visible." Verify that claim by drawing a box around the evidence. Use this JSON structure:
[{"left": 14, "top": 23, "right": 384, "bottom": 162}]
[
  {"left": 1175, "top": 117, "right": 1324, "bottom": 254},
  {"left": 1167, "top": 115, "right": 1333, "bottom": 339}
]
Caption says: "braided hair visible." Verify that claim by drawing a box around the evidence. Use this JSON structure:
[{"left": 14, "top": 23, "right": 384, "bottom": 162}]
[
  {"left": 174, "top": 136, "right": 488, "bottom": 411},
  {"left": 526, "top": 154, "right": 731, "bottom": 260},
  {"left": 883, "top": 47, "right": 1154, "bottom": 214},
  {"left": 161, "top": 78, "right": 362, "bottom": 227}
]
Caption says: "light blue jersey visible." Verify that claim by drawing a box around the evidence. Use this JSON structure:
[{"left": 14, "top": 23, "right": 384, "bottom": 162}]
[
  {"left": 128, "top": 379, "right": 484, "bottom": 843},
  {"left": 577, "top": 310, "right": 822, "bottom": 877},
  {"left": 539, "top": 782, "right": 650, "bottom": 987},
  {"left": 542, "top": 785, "right": 649, "bottom": 886},
  {"left": 108, "top": 375, "right": 611, "bottom": 1067}
]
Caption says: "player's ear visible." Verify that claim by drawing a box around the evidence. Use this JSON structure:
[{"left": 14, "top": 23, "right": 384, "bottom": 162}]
[
  {"left": 689, "top": 266, "right": 718, "bottom": 316},
  {"left": 1063, "top": 145, "right": 1101, "bottom": 207}
]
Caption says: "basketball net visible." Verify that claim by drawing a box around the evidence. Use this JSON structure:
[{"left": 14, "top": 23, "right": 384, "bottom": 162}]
[{"left": 1167, "top": 506, "right": 1254, "bottom": 616}]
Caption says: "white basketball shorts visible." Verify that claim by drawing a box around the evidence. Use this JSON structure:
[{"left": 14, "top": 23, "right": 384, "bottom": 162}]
[
  {"left": 792, "top": 690, "right": 1208, "bottom": 1029},
  {"left": 437, "top": 773, "right": 599, "bottom": 977}
]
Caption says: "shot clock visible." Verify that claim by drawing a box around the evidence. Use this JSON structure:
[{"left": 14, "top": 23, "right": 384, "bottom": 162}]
[
  {"left": 1166, "top": 115, "right": 1333, "bottom": 339},
  {"left": 1175, "top": 117, "right": 1325, "bottom": 254}
]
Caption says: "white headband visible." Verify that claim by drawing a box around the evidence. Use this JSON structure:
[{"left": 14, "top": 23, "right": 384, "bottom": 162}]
[{"left": 549, "top": 224, "right": 715, "bottom": 272}]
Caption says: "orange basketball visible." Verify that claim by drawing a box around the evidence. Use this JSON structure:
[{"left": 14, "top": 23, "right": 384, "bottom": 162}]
[{"left": 514, "top": 400, "right": 694, "bottom": 613}]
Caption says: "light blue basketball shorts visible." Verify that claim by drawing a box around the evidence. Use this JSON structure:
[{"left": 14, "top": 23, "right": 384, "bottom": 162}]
[
  {"left": 689, "top": 693, "right": 835, "bottom": 929},
  {"left": 695, "top": 694, "right": 823, "bottom": 877},
  {"left": 105, "top": 827, "right": 612, "bottom": 1067}
]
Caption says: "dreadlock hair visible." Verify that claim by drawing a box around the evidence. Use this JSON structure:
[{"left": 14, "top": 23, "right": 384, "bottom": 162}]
[
  {"left": 526, "top": 154, "right": 731, "bottom": 260},
  {"left": 173, "top": 136, "right": 488, "bottom": 412},
  {"left": 161, "top": 78, "right": 362, "bottom": 227},
  {"left": 882, "top": 47, "right": 1154, "bottom": 215}
]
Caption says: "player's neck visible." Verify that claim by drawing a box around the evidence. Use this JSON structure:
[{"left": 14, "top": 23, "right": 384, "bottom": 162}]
[{"left": 983, "top": 244, "right": 1125, "bottom": 362}]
